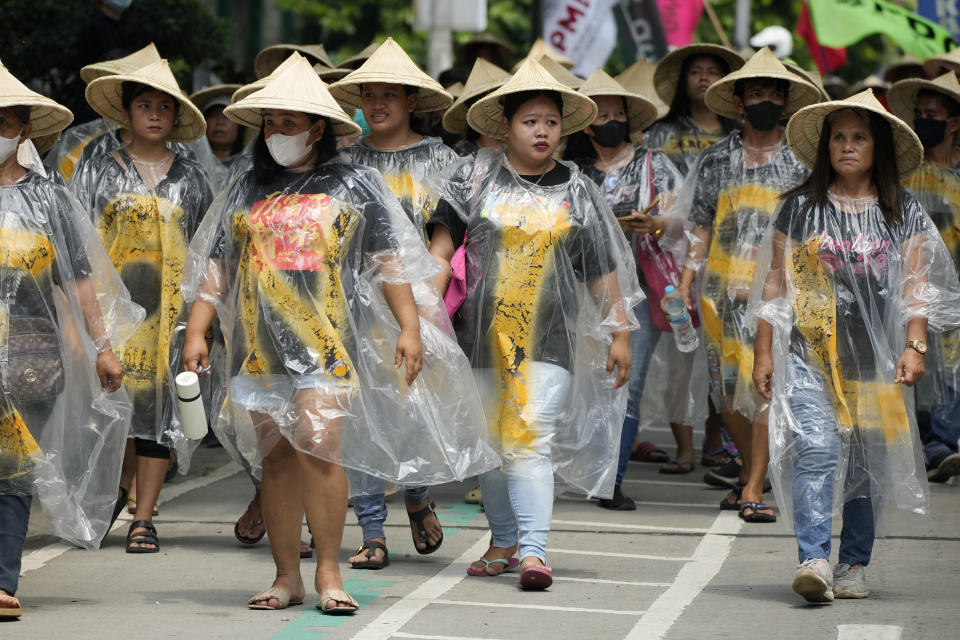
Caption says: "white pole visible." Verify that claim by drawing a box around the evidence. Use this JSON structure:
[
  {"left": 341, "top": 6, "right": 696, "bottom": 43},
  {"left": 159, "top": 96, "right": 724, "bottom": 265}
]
[
  {"left": 428, "top": 27, "right": 453, "bottom": 78},
  {"left": 734, "top": 0, "right": 751, "bottom": 49}
]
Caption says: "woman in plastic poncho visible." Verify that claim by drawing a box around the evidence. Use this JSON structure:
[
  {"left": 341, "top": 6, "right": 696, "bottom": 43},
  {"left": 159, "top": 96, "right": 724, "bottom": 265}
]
[
  {"left": 751, "top": 90, "right": 960, "bottom": 604},
  {"left": 0, "top": 66, "right": 141, "bottom": 620},
  {"left": 181, "top": 56, "right": 495, "bottom": 613},
  {"left": 427, "top": 58, "right": 642, "bottom": 589},
  {"left": 72, "top": 59, "right": 214, "bottom": 554},
  {"left": 328, "top": 37, "right": 457, "bottom": 570}
]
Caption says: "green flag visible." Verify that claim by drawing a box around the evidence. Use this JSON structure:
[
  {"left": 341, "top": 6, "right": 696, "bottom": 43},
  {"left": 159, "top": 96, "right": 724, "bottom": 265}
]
[{"left": 808, "top": 0, "right": 956, "bottom": 59}]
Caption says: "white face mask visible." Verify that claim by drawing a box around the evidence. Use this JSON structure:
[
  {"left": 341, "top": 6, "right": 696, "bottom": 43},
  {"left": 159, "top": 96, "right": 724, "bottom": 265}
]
[
  {"left": 0, "top": 128, "right": 22, "bottom": 164},
  {"left": 265, "top": 130, "right": 313, "bottom": 167}
]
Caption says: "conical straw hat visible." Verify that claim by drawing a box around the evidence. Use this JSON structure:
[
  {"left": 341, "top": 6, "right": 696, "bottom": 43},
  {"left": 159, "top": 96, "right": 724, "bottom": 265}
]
[
  {"left": 446, "top": 82, "right": 464, "bottom": 99},
  {"left": 705, "top": 48, "right": 822, "bottom": 121},
  {"left": 923, "top": 49, "right": 960, "bottom": 79},
  {"left": 233, "top": 52, "right": 306, "bottom": 103},
  {"left": 0, "top": 63, "right": 73, "bottom": 139},
  {"left": 443, "top": 58, "right": 512, "bottom": 135},
  {"left": 338, "top": 42, "right": 380, "bottom": 70},
  {"left": 616, "top": 59, "right": 668, "bottom": 120},
  {"left": 467, "top": 56, "right": 598, "bottom": 140},
  {"left": 314, "top": 63, "right": 352, "bottom": 83},
  {"left": 255, "top": 44, "right": 335, "bottom": 79},
  {"left": 783, "top": 60, "right": 830, "bottom": 101},
  {"left": 80, "top": 43, "right": 162, "bottom": 84},
  {"left": 850, "top": 74, "right": 890, "bottom": 95},
  {"left": 884, "top": 54, "right": 924, "bottom": 83},
  {"left": 225, "top": 56, "right": 361, "bottom": 137},
  {"left": 190, "top": 84, "right": 243, "bottom": 113},
  {"left": 888, "top": 72, "right": 960, "bottom": 125},
  {"left": 786, "top": 89, "right": 922, "bottom": 176},
  {"left": 328, "top": 37, "right": 453, "bottom": 113},
  {"left": 32, "top": 132, "right": 62, "bottom": 155},
  {"left": 85, "top": 59, "right": 205, "bottom": 142},
  {"left": 455, "top": 32, "right": 513, "bottom": 66},
  {"left": 654, "top": 43, "right": 745, "bottom": 106},
  {"left": 578, "top": 69, "right": 659, "bottom": 134},
  {"left": 538, "top": 55, "right": 583, "bottom": 89},
  {"left": 512, "top": 38, "right": 574, "bottom": 72}
]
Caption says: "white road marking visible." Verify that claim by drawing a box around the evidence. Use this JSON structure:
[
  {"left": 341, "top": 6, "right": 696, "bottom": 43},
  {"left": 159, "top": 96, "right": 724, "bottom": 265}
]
[
  {"left": 20, "top": 461, "right": 241, "bottom": 576},
  {"left": 392, "top": 633, "right": 514, "bottom": 640},
  {"left": 836, "top": 625, "right": 903, "bottom": 640},
  {"left": 432, "top": 599, "right": 645, "bottom": 616},
  {"left": 551, "top": 519, "right": 710, "bottom": 534},
  {"left": 550, "top": 548, "right": 691, "bottom": 561},
  {"left": 553, "top": 577, "right": 671, "bottom": 587},
  {"left": 624, "top": 511, "right": 743, "bottom": 640},
  {"left": 350, "top": 532, "right": 489, "bottom": 640}
]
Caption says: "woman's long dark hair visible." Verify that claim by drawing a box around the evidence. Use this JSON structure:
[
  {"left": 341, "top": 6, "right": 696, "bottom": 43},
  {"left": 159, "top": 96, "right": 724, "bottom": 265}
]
[
  {"left": 781, "top": 107, "right": 904, "bottom": 226},
  {"left": 253, "top": 114, "right": 338, "bottom": 185},
  {"left": 664, "top": 54, "right": 737, "bottom": 134}
]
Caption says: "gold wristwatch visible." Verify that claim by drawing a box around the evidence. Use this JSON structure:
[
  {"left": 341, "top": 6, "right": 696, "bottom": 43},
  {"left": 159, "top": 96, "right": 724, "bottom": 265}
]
[{"left": 906, "top": 339, "right": 928, "bottom": 355}]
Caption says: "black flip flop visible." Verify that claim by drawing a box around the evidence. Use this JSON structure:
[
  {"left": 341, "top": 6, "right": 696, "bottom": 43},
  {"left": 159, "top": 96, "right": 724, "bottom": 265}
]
[
  {"left": 407, "top": 501, "right": 443, "bottom": 555},
  {"left": 739, "top": 501, "right": 777, "bottom": 523},
  {"left": 719, "top": 483, "right": 744, "bottom": 511},
  {"left": 350, "top": 540, "right": 389, "bottom": 569}
]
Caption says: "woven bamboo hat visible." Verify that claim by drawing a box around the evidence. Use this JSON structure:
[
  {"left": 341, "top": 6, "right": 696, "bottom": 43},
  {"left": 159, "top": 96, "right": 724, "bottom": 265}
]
[
  {"left": 456, "top": 32, "right": 513, "bottom": 66},
  {"left": 786, "top": 89, "right": 922, "bottom": 176},
  {"left": 233, "top": 52, "right": 306, "bottom": 103},
  {"left": 783, "top": 60, "right": 831, "bottom": 101},
  {"left": 80, "top": 43, "right": 161, "bottom": 84},
  {"left": 190, "top": 84, "right": 243, "bottom": 114},
  {"left": 255, "top": 43, "right": 335, "bottom": 79},
  {"left": 888, "top": 72, "right": 960, "bottom": 124},
  {"left": 850, "top": 74, "right": 890, "bottom": 95},
  {"left": 0, "top": 62, "right": 74, "bottom": 140},
  {"left": 513, "top": 38, "right": 574, "bottom": 72},
  {"left": 579, "top": 69, "right": 659, "bottom": 135},
  {"left": 225, "top": 55, "right": 361, "bottom": 137},
  {"left": 538, "top": 55, "right": 583, "bottom": 89},
  {"left": 314, "top": 63, "right": 352, "bottom": 83},
  {"left": 705, "top": 48, "right": 822, "bottom": 121},
  {"left": 446, "top": 82, "right": 464, "bottom": 99},
  {"left": 467, "top": 56, "right": 598, "bottom": 140},
  {"left": 654, "top": 43, "right": 745, "bottom": 107},
  {"left": 885, "top": 54, "right": 926, "bottom": 83},
  {"left": 338, "top": 42, "right": 380, "bottom": 70},
  {"left": 86, "top": 59, "right": 205, "bottom": 142},
  {"left": 328, "top": 37, "right": 453, "bottom": 113},
  {"left": 616, "top": 59, "right": 668, "bottom": 120},
  {"left": 442, "top": 58, "right": 512, "bottom": 135},
  {"left": 924, "top": 50, "right": 960, "bottom": 80}
]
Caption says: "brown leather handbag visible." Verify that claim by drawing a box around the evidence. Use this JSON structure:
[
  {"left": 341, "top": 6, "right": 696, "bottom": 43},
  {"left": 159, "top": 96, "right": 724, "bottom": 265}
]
[{"left": 4, "top": 316, "right": 65, "bottom": 405}]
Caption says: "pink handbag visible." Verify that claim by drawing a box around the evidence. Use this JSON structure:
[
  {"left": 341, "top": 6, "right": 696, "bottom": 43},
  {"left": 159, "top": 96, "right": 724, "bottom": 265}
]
[{"left": 444, "top": 234, "right": 467, "bottom": 318}]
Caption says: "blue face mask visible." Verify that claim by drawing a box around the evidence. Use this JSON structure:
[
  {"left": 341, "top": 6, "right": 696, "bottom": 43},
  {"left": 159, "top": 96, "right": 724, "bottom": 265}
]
[{"left": 103, "top": 0, "right": 134, "bottom": 12}]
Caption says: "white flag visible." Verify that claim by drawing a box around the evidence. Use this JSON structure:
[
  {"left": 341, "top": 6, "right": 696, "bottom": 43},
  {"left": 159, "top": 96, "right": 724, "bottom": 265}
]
[{"left": 543, "top": 0, "right": 619, "bottom": 77}]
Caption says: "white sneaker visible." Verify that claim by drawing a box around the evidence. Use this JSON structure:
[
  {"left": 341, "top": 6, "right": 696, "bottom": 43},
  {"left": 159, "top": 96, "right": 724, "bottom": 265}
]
[
  {"left": 833, "top": 563, "right": 869, "bottom": 599},
  {"left": 792, "top": 558, "right": 834, "bottom": 603}
]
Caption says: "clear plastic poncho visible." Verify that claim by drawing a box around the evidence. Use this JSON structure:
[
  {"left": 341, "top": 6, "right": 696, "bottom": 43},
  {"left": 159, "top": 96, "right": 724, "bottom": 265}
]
[
  {"left": 747, "top": 190, "right": 960, "bottom": 530},
  {"left": 42, "top": 118, "right": 116, "bottom": 183},
  {"left": 642, "top": 114, "right": 735, "bottom": 176},
  {"left": 180, "top": 161, "right": 500, "bottom": 491},
  {"left": 903, "top": 162, "right": 960, "bottom": 412},
  {"left": 679, "top": 131, "right": 809, "bottom": 417},
  {"left": 577, "top": 145, "right": 709, "bottom": 425},
  {"left": 339, "top": 136, "right": 459, "bottom": 235},
  {"left": 0, "top": 172, "right": 144, "bottom": 548},
  {"left": 70, "top": 130, "right": 201, "bottom": 192},
  {"left": 429, "top": 149, "right": 645, "bottom": 497},
  {"left": 71, "top": 148, "right": 214, "bottom": 469}
]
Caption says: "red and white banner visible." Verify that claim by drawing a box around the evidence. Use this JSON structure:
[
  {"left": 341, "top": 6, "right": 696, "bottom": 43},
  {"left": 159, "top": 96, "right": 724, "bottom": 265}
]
[
  {"left": 656, "top": 0, "right": 703, "bottom": 48},
  {"left": 544, "top": 0, "right": 620, "bottom": 76}
]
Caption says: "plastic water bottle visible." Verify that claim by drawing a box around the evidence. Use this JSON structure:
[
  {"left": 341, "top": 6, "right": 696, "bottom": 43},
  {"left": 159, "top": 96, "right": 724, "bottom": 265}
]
[{"left": 663, "top": 285, "right": 699, "bottom": 353}]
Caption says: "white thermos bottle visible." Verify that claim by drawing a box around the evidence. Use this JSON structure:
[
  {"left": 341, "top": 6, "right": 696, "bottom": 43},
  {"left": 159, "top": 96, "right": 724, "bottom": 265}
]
[{"left": 175, "top": 371, "right": 207, "bottom": 440}]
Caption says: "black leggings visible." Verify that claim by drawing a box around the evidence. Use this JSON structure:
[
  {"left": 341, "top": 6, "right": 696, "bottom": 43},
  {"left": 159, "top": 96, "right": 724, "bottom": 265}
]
[{"left": 133, "top": 437, "right": 171, "bottom": 460}]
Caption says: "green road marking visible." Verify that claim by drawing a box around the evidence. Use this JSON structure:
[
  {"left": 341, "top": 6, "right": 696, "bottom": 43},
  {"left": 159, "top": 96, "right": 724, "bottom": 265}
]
[
  {"left": 270, "top": 573, "right": 393, "bottom": 640},
  {"left": 437, "top": 501, "right": 483, "bottom": 527}
]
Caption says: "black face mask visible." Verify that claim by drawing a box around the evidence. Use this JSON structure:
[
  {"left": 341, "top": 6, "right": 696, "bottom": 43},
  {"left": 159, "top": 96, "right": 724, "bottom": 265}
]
[
  {"left": 590, "top": 120, "right": 629, "bottom": 148},
  {"left": 744, "top": 101, "right": 784, "bottom": 131},
  {"left": 914, "top": 117, "right": 948, "bottom": 149}
]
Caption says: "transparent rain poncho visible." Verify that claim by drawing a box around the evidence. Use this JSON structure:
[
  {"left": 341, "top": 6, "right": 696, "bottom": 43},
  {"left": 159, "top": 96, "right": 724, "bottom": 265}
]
[
  {"left": 180, "top": 160, "right": 499, "bottom": 491},
  {"left": 643, "top": 114, "right": 736, "bottom": 176},
  {"left": 0, "top": 172, "right": 144, "bottom": 548},
  {"left": 902, "top": 162, "right": 960, "bottom": 411},
  {"left": 42, "top": 118, "right": 116, "bottom": 183},
  {"left": 428, "top": 149, "right": 645, "bottom": 497},
  {"left": 746, "top": 190, "right": 960, "bottom": 530},
  {"left": 679, "top": 131, "right": 809, "bottom": 417},
  {"left": 339, "top": 136, "right": 459, "bottom": 234},
  {"left": 577, "top": 145, "right": 709, "bottom": 425},
  {"left": 70, "top": 130, "right": 201, "bottom": 192},
  {"left": 71, "top": 148, "right": 214, "bottom": 469}
]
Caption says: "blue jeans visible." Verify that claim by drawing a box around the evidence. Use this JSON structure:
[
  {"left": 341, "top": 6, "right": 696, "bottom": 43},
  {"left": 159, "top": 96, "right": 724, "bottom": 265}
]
[
  {"left": 351, "top": 481, "right": 430, "bottom": 542},
  {"left": 478, "top": 362, "right": 571, "bottom": 563},
  {"left": 787, "top": 356, "right": 875, "bottom": 566},
  {"left": 924, "top": 384, "right": 960, "bottom": 464},
  {"left": 616, "top": 300, "right": 659, "bottom": 484},
  {"left": 0, "top": 494, "right": 31, "bottom": 596}
]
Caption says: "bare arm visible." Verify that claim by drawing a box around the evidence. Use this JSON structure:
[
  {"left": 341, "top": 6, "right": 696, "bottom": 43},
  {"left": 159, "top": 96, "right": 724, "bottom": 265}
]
[
  {"left": 897, "top": 234, "right": 930, "bottom": 385},
  {"left": 753, "top": 229, "right": 788, "bottom": 401},
  {"left": 74, "top": 276, "right": 123, "bottom": 392},
  {"left": 182, "top": 259, "right": 228, "bottom": 374},
  {"left": 588, "top": 271, "right": 632, "bottom": 390},
  {"left": 427, "top": 225, "right": 456, "bottom": 294},
  {"left": 677, "top": 224, "right": 712, "bottom": 309},
  {"left": 378, "top": 253, "right": 423, "bottom": 386}
]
